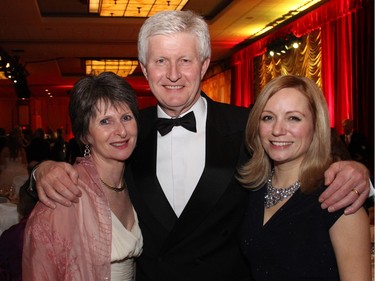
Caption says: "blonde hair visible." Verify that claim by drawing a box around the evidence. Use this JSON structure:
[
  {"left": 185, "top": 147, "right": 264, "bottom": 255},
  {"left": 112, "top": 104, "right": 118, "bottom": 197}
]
[{"left": 237, "top": 75, "right": 331, "bottom": 193}]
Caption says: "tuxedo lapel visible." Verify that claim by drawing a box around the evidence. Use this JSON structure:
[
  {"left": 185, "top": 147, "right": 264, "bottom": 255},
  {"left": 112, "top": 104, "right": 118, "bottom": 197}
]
[{"left": 128, "top": 108, "right": 178, "bottom": 233}]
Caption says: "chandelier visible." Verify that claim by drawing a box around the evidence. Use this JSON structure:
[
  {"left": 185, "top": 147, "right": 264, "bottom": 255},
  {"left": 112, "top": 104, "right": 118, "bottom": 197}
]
[
  {"left": 85, "top": 59, "right": 139, "bottom": 77},
  {"left": 89, "top": 0, "right": 189, "bottom": 17},
  {"left": 0, "top": 49, "right": 28, "bottom": 83}
]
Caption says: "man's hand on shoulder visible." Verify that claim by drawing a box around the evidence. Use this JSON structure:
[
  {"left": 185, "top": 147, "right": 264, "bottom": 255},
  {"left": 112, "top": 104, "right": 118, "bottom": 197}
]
[
  {"left": 35, "top": 160, "right": 81, "bottom": 209},
  {"left": 319, "top": 161, "right": 370, "bottom": 215}
]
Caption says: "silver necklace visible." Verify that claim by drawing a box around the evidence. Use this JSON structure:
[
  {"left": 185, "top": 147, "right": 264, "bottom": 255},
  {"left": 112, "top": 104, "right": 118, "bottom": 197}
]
[{"left": 264, "top": 169, "right": 300, "bottom": 208}]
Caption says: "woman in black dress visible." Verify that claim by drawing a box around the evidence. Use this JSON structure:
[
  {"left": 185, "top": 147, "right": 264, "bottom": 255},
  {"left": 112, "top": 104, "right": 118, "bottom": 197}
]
[{"left": 237, "top": 75, "right": 371, "bottom": 281}]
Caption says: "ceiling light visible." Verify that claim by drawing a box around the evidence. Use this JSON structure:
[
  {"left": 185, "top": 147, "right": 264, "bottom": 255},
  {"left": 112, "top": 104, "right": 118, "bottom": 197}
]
[
  {"left": 89, "top": 0, "right": 189, "bottom": 17},
  {"left": 85, "top": 59, "right": 138, "bottom": 77},
  {"left": 292, "top": 42, "right": 300, "bottom": 49},
  {"left": 0, "top": 49, "right": 28, "bottom": 85},
  {"left": 266, "top": 34, "right": 302, "bottom": 57}
]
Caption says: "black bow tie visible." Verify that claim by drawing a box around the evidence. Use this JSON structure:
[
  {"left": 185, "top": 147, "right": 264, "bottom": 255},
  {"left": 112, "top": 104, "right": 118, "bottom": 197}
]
[{"left": 156, "top": 111, "right": 197, "bottom": 136}]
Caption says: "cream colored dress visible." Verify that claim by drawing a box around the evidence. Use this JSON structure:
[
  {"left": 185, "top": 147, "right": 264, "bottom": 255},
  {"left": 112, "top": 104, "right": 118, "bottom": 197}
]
[
  {"left": 111, "top": 209, "right": 143, "bottom": 281},
  {"left": 0, "top": 156, "right": 28, "bottom": 189}
]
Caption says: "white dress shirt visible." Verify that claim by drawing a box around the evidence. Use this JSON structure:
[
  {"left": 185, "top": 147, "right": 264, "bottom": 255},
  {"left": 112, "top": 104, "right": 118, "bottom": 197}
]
[{"left": 156, "top": 97, "right": 207, "bottom": 217}]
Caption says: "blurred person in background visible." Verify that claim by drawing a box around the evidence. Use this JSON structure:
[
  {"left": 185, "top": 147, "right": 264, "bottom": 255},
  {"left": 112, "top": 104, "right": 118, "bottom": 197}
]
[
  {"left": 26, "top": 128, "right": 51, "bottom": 164},
  {"left": 0, "top": 128, "right": 28, "bottom": 190}
]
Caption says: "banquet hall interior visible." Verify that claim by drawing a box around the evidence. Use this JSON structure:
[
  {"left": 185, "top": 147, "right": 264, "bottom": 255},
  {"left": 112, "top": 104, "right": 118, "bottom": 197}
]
[
  {"left": 0, "top": 0, "right": 373, "bottom": 156},
  {"left": 0, "top": 0, "right": 374, "bottom": 278}
]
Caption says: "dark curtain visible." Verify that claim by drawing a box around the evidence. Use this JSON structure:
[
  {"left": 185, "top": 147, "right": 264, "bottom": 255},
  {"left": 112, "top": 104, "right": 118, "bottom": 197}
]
[{"left": 351, "top": 0, "right": 374, "bottom": 173}]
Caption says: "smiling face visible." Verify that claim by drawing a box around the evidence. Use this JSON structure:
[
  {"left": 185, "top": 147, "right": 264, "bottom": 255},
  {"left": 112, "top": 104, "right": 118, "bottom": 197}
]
[
  {"left": 140, "top": 32, "right": 210, "bottom": 117},
  {"left": 259, "top": 88, "right": 314, "bottom": 167},
  {"left": 85, "top": 100, "right": 137, "bottom": 166}
]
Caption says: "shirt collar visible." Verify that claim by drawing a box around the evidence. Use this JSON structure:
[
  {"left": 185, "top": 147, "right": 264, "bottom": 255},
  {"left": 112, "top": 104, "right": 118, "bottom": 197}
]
[{"left": 157, "top": 96, "right": 206, "bottom": 119}]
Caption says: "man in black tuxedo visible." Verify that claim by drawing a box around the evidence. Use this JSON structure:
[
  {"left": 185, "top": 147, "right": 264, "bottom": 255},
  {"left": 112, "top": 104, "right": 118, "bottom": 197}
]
[
  {"left": 30, "top": 10, "right": 370, "bottom": 281},
  {"left": 340, "top": 119, "right": 369, "bottom": 167}
]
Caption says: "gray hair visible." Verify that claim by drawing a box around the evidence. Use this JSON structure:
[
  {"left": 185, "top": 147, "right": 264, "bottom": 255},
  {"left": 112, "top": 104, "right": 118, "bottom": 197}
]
[{"left": 138, "top": 10, "right": 211, "bottom": 65}]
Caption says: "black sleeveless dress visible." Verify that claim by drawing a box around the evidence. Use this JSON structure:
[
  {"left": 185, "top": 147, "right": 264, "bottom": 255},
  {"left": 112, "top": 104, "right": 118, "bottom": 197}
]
[{"left": 239, "top": 185, "right": 344, "bottom": 281}]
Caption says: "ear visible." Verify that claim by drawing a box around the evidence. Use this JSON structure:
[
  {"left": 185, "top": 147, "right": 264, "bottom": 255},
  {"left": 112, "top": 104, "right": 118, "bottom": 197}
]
[
  {"left": 140, "top": 63, "right": 148, "bottom": 80},
  {"left": 200, "top": 58, "right": 210, "bottom": 79}
]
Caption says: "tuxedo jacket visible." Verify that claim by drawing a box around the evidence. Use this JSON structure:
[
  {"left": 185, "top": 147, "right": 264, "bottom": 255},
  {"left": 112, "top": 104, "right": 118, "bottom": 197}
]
[
  {"left": 340, "top": 131, "right": 368, "bottom": 163},
  {"left": 126, "top": 93, "right": 251, "bottom": 281}
]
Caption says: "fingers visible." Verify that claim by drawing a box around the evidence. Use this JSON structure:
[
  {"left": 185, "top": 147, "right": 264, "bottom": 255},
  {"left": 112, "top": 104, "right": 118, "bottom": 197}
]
[
  {"left": 50, "top": 163, "right": 81, "bottom": 197},
  {"left": 323, "top": 161, "right": 369, "bottom": 187},
  {"left": 319, "top": 162, "right": 350, "bottom": 204},
  {"left": 320, "top": 160, "right": 370, "bottom": 214},
  {"left": 38, "top": 177, "right": 76, "bottom": 208},
  {"left": 344, "top": 191, "right": 369, "bottom": 215},
  {"left": 35, "top": 161, "right": 81, "bottom": 208},
  {"left": 322, "top": 161, "right": 339, "bottom": 188},
  {"left": 320, "top": 183, "right": 367, "bottom": 213},
  {"left": 37, "top": 182, "right": 57, "bottom": 209}
]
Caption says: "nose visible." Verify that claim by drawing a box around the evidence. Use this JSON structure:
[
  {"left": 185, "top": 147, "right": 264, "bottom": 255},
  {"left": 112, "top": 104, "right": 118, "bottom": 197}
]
[
  {"left": 117, "top": 122, "right": 127, "bottom": 137},
  {"left": 166, "top": 62, "right": 181, "bottom": 82},
  {"left": 272, "top": 119, "right": 286, "bottom": 136}
]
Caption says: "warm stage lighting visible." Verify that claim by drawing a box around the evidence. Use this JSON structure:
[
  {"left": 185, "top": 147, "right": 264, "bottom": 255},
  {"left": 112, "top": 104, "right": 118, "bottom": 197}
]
[
  {"left": 89, "top": 0, "right": 189, "bottom": 17},
  {"left": 266, "top": 34, "right": 302, "bottom": 57},
  {"left": 85, "top": 59, "right": 138, "bottom": 77}
]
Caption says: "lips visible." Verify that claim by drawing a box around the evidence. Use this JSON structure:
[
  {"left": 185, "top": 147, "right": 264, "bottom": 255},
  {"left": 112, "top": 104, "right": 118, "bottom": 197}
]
[
  {"left": 270, "top": 141, "right": 293, "bottom": 147},
  {"left": 111, "top": 140, "right": 128, "bottom": 147},
  {"left": 164, "top": 85, "right": 183, "bottom": 90}
]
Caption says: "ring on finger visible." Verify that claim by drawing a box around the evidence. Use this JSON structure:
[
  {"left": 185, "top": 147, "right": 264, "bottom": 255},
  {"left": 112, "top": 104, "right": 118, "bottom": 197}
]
[{"left": 351, "top": 188, "right": 360, "bottom": 196}]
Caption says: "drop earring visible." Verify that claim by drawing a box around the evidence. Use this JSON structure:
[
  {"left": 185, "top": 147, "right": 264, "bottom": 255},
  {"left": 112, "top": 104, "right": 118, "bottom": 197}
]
[{"left": 84, "top": 144, "right": 91, "bottom": 158}]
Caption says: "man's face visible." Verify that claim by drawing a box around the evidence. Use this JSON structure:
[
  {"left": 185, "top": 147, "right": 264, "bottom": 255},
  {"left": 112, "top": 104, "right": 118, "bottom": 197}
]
[
  {"left": 140, "top": 32, "right": 210, "bottom": 117},
  {"left": 342, "top": 120, "right": 353, "bottom": 135}
]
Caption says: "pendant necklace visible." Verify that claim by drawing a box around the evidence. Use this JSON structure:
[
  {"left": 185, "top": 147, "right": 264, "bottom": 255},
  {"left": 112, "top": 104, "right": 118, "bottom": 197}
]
[
  {"left": 100, "top": 178, "right": 127, "bottom": 192},
  {"left": 264, "top": 169, "right": 300, "bottom": 208}
]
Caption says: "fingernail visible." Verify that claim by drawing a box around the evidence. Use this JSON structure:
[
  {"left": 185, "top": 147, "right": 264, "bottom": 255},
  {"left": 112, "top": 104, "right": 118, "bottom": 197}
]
[
  {"left": 321, "top": 203, "right": 327, "bottom": 209},
  {"left": 328, "top": 206, "right": 335, "bottom": 212}
]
